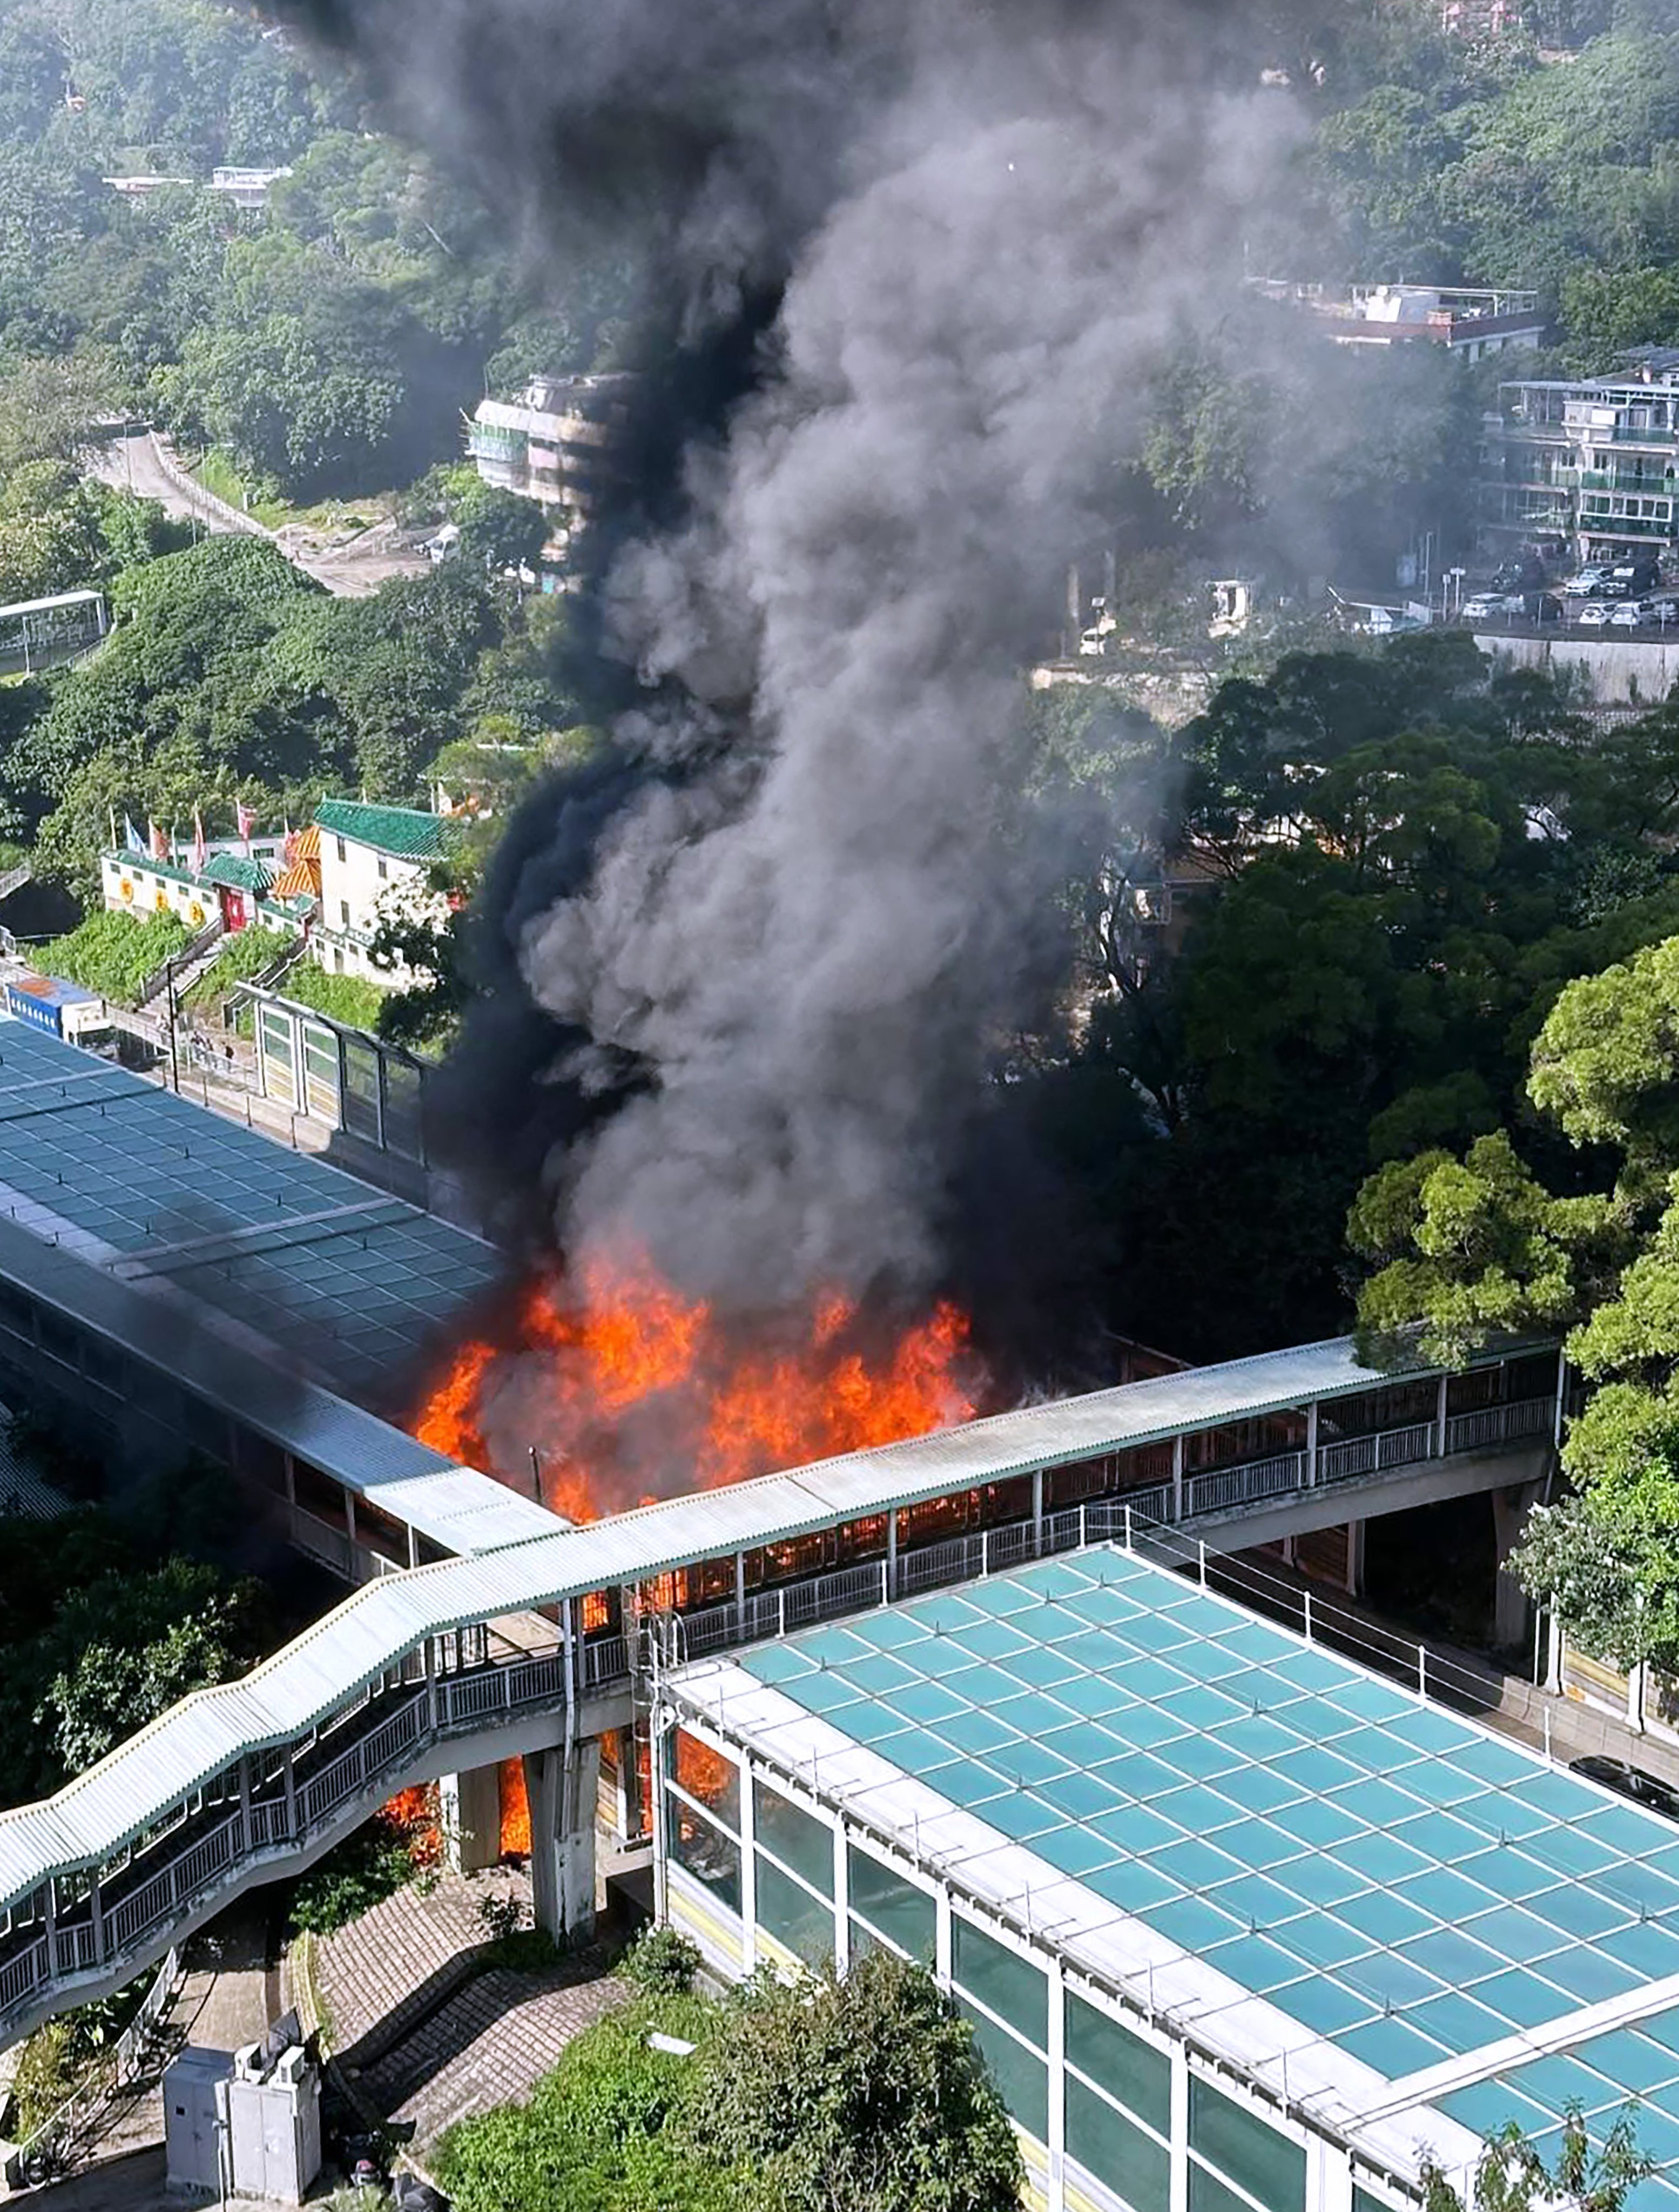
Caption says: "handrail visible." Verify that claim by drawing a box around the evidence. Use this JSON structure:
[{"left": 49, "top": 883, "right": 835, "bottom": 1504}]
[
  {"left": 0, "top": 1645, "right": 575, "bottom": 2039},
  {"left": 11, "top": 1942, "right": 182, "bottom": 2174},
  {"left": 0, "top": 1356, "right": 1558, "bottom": 2031}
]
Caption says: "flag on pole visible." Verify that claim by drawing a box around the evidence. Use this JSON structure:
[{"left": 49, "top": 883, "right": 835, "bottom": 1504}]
[
  {"left": 149, "top": 819, "right": 168, "bottom": 860},
  {"left": 123, "top": 812, "right": 146, "bottom": 857},
  {"left": 191, "top": 809, "right": 207, "bottom": 876},
  {"left": 235, "top": 801, "right": 257, "bottom": 848}
]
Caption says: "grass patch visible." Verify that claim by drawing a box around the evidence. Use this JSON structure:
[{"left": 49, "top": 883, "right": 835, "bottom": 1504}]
[
  {"left": 42, "top": 909, "right": 190, "bottom": 1003},
  {"left": 281, "top": 959, "right": 389, "bottom": 1033}
]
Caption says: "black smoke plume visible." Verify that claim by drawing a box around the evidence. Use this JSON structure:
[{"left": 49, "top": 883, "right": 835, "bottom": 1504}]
[{"left": 278, "top": 0, "right": 1299, "bottom": 1346}]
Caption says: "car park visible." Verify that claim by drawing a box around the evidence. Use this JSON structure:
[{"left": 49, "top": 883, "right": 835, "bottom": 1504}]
[
  {"left": 1570, "top": 1756, "right": 1679, "bottom": 1822},
  {"left": 1576, "top": 600, "right": 1615, "bottom": 626}
]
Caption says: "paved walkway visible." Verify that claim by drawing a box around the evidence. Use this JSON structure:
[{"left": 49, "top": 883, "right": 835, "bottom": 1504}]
[{"left": 311, "top": 1866, "right": 623, "bottom": 2147}]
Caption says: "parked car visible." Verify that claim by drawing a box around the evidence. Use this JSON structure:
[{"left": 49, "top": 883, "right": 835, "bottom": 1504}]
[
  {"left": 1561, "top": 569, "right": 1609, "bottom": 596},
  {"left": 1570, "top": 1756, "right": 1679, "bottom": 1821},
  {"left": 1610, "top": 600, "right": 1649, "bottom": 629},
  {"left": 1576, "top": 601, "right": 1615, "bottom": 627},
  {"left": 1461, "top": 593, "right": 1505, "bottom": 622}
]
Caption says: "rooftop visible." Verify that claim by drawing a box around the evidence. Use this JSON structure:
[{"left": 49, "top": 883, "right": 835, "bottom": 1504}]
[
  {"left": 314, "top": 798, "right": 456, "bottom": 864},
  {"left": 673, "top": 1549, "right": 1679, "bottom": 2208},
  {"left": 0, "top": 1019, "right": 499, "bottom": 1407}
]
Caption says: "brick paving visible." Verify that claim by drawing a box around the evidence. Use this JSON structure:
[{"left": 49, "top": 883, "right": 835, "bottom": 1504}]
[
  {"left": 366, "top": 1964, "right": 626, "bottom": 2144},
  {"left": 312, "top": 1865, "right": 624, "bottom": 2148},
  {"left": 311, "top": 1864, "right": 527, "bottom": 2059}
]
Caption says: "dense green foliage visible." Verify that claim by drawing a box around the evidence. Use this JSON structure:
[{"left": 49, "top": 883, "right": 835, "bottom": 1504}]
[
  {"left": 181, "top": 922, "right": 294, "bottom": 1008},
  {"left": 43, "top": 906, "right": 189, "bottom": 1000},
  {"left": 0, "top": 0, "right": 636, "bottom": 499},
  {"left": 436, "top": 1953, "right": 1023, "bottom": 2212},
  {"left": 1421, "top": 2109, "right": 1650, "bottom": 2212},
  {"left": 2, "top": 533, "right": 582, "bottom": 898},
  {"left": 1025, "top": 639, "right": 1679, "bottom": 1361},
  {"left": 1348, "top": 931, "right": 1679, "bottom": 1672},
  {"left": 0, "top": 1477, "right": 271, "bottom": 1805},
  {"left": 279, "top": 958, "right": 388, "bottom": 1033},
  {"left": 1293, "top": 4, "right": 1679, "bottom": 347}
]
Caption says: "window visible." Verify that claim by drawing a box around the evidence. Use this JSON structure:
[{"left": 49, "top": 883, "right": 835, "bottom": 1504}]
[
  {"left": 753, "top": 1781, "right": 833, "bottom": 1895},
  {"left": 339, "top": 899, "right": 351, "bottom": 926},
  {"left": 335, "top": 837, "right": 346, "bottom": 863},
  {"left": 667, "top": 1730, "right": 740, "bottom": 1831},
  {"left": 756, "top": 1854, "right": 833, "bottom": 1967},
  {"left": 1189, "top": 2080, "right": 1305, "bottom": 2212},
  {"left": 667, "top": 1793, "right": 740, "bottom": 1914},
  {"left": 957, "top": 1999, "right": 1048, "bottom": 2140},
  {"left": 952, "top": 1919, "right": 1047, "bottom": 2049},
  {"left": 1067, "top": 2077, "right": 1170, "bottom": 2212},
  {"left": 377, "top": 857, "right": 388, "bottom": 880},
  {"left": 847, "top": 1846, "right": 934, "bottom": 1961},
  {"left": 1067, "top": 1996, "right": 1171, "bottom": 2137}
]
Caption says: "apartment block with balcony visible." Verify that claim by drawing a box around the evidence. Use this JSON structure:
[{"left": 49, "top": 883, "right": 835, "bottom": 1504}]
[
  {"left": 464, "top": 372, "right": 638, "bottom": 542},
  {"left": 1478, "top": 362, "right": 1679, "bottom": 561}
]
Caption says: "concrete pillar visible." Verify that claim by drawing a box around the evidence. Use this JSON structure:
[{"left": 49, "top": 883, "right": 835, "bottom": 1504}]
[
  {"left": 1345, "top": 1518, "right": 1364, "bottom": 1599},
  {"left": 1491, "top": 1482, "right": 1542, "bottom": 1652},
  {"left": 525, "top": 1740, "right": 601, "bottom": 1946},
  {"left": 439, "top": 1764, "right": 502, "bottom": 1874}
]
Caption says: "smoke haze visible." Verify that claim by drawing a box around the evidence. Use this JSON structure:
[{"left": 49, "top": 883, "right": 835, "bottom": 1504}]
[{"left": 279, "top": 0, "right": 1299, "bottom": 1331}]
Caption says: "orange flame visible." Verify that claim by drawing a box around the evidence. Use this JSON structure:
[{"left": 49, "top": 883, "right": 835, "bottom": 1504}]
[
  {"left": 381, "top": 1781, "right": 442, "bottom": 1867},
  {"left": 412, "top": 1249, "right": 979, "bottom": 1520},
  {"left": 498, "top": 1757, "right": 531, "bottom": 1857}
]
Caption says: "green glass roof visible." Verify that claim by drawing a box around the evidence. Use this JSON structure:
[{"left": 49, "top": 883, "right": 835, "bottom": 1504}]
[{"left": 736, "top": 1551, "right": 1679, "bottom": 2207}]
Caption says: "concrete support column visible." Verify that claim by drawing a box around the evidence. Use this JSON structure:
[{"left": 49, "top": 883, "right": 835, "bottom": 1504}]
[
  {"left": 1304, "top": 1403, "right": 1318, "bottom": 1485},
  {"left": 1170, "top": 1434, "right": 1184, "bottom": 1521},
  {"left": 886, "top": 1508, "right": 899, "bottom": 1600},
  {"left": 439, "top": 1764, "right": 502, "bottom": 1874},
  {"left": 1435, "top": 1373, "right": 1449, "bottom": 1457},
  {"left": 1345, "top": 1518, "right": 1364, "bottom": 1599},
  {"left": 1491, "top": 1481, "right": 1542, "bottom": 1652},
  {"left": 525, "top": 1739, "right": 601, "bottom": 1947}
]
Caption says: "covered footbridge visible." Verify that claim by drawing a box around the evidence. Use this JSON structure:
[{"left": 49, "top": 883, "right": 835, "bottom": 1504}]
[{"left": 0, "top": 1330, "right": 1560, "bottom": 2048}]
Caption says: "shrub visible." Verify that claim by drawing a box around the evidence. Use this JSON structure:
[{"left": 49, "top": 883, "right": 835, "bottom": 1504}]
[
  {"left": 41, "top": 909, "right": 191, "bottom": 1003},
  {"left": 285, "top": 1815, "right": 422, "bottom": 1937},
  {"left": 280, "top": 959, "right": 388, "bottom": 1032},
  {"left": 622, "top": 1926, "right": 702, "bottom": 1995}
]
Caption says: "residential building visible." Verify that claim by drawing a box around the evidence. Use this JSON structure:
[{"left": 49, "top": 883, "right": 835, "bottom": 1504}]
[
  {"left": 464, "top": 372, "right": 638, "bottom": 533},
  {"left": 207, "top": 165, "right": 292, "bottom": 208},
  {"left": 312, "top": 797, "right": 456, "bottom": 984},
  {"left": 1255, "top": 282, "right": 1546, "bottom": 363},
  {"left": 1478, "top": 358, "right": 1679, "bottom": 561}
]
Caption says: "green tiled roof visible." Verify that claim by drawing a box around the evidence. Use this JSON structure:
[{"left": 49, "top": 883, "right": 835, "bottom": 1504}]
[
  {"left": 314, "top": 798, "right": 456, "bottom": 863},
  {"left": 201, "top": 853, "right": 272, "bottom": 893}
]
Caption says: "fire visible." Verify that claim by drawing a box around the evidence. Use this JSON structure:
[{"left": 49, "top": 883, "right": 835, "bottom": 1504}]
[
  {"left": 413, "top": 1248, "right": 979, "bottom": 1518},
  {"left": 381, "top": 1781, "right": 442, "bottom": 1867},
  {"left": 498, "top": 1758, "right": 531, "bottom": 1857}
]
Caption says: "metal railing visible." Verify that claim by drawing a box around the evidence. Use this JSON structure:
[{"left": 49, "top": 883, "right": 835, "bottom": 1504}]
[
  {"left": 10, "top": 1943, "right": 184, "bottom": 2177},
  {"left": 0, "top": 1636, "right": 599, "bottom": 2038},
  {"left": 658, "top": 1403, "right": 1552, "bottom": 1671}
]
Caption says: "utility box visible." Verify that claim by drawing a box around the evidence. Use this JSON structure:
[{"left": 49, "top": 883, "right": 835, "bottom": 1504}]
[
  {"left": 226, "top": 2039, "right": 321, "bottom": 2204},
  {"left": 163, "top": 2047, "right": 234, "bottom": 2196}
]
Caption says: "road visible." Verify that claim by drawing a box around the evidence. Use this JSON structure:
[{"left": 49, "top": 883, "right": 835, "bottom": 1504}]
[{"left": 89, "top": 430, "right": 429, "bottom": 600}]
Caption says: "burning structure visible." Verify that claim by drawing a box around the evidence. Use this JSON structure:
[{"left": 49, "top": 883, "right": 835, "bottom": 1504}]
[{"left": 272, "top": 0, "right": 1301, "bottom": 1511}]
